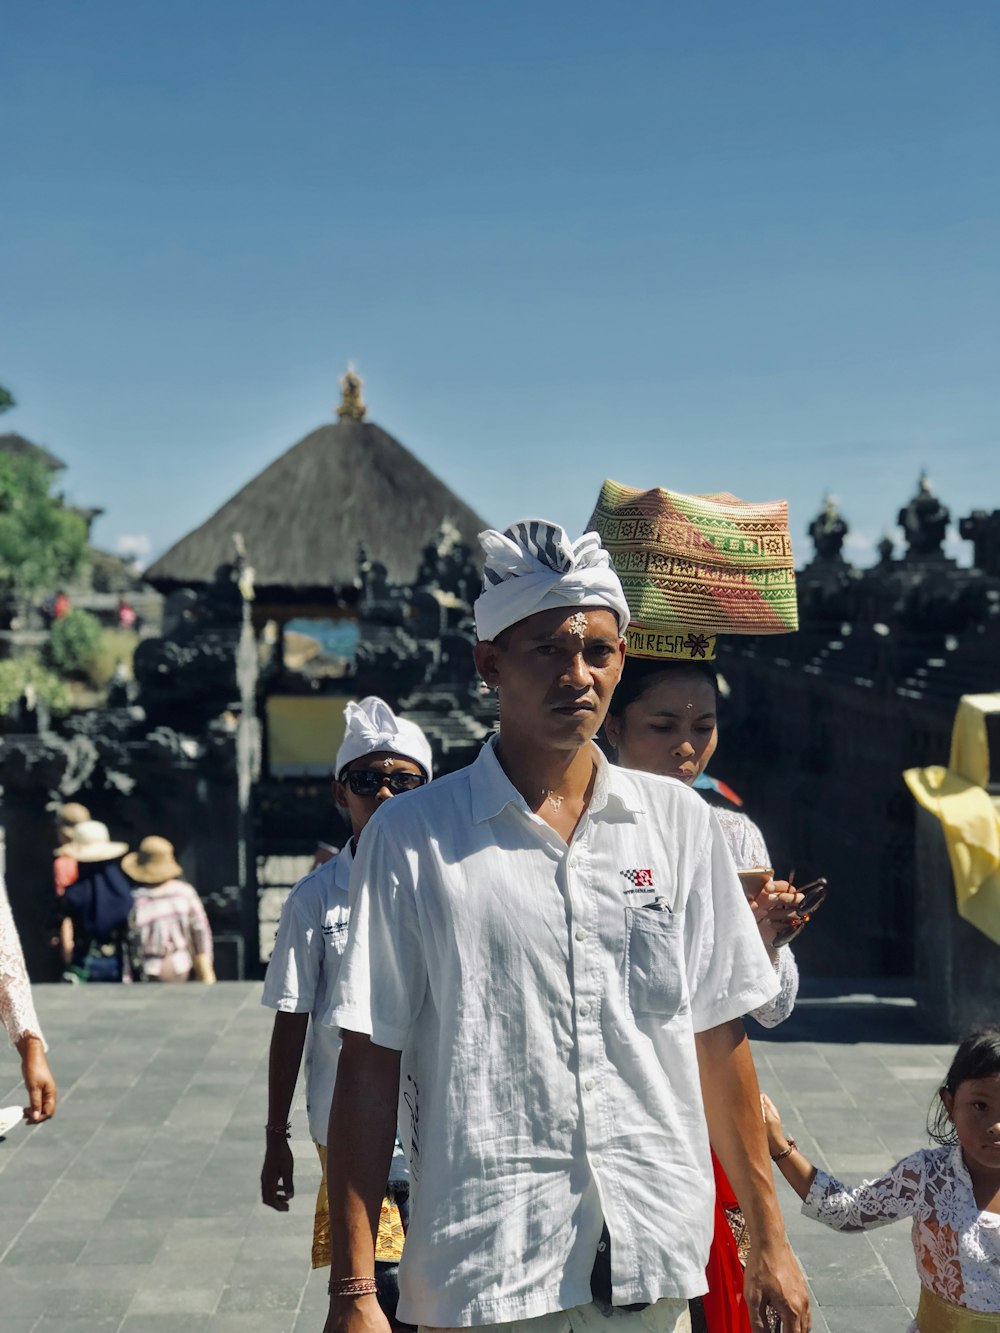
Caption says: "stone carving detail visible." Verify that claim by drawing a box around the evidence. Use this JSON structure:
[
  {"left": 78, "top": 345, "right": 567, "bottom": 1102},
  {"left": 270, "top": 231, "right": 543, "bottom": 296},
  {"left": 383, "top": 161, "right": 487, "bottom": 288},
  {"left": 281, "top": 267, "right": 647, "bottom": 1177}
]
[
  {"left": 960, "top": 510, "right": 1000, "bottom": 577},
  {"left": 898, "top": 472, "right": 950, "bottom": 560},
  {"left": 808, "top": 495, "right": 849, "bottom": 562}
]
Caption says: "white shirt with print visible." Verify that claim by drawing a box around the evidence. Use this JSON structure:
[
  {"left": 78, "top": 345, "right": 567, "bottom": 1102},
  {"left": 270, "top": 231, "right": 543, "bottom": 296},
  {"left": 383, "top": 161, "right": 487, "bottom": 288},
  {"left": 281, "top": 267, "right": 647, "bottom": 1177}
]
[{"left": 326, "top": 735, "right": 779, "bottom": 1327}]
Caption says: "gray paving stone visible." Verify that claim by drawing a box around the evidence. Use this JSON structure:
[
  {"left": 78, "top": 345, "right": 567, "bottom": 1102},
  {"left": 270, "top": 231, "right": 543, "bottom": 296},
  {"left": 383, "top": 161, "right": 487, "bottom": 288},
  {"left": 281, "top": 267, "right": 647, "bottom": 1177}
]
[
  {"left": 128, "top": 1282, "right": 224, "bottom": 1315},
  {"left": 207, "top": 1317, "right": 297, "bottom": 1332},
  {"left": 823, "top": 1309, "right": 917, "bottom": 1333},
  {"left": 121, "top": 1320, "right": 209, "bottom": 1332},
  {"left": 808, "top": 1273, "right": 910, "bottom": 1307},
  {"left": 0, "top": 981, "right": 946, "bottom": 1333}
]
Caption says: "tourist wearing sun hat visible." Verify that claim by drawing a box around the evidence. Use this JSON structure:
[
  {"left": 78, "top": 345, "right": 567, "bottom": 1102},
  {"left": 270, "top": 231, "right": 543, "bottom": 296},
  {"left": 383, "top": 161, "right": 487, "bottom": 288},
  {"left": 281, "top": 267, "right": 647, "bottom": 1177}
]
[
  {"left": 123, "top": 837, "right": 216, "bottom": 985},
  {"left": 58, "top": 822, "right": 134, "bottom": 983},
  {"left": 54, "top": 801, "right": 91, "bottom": 887}
]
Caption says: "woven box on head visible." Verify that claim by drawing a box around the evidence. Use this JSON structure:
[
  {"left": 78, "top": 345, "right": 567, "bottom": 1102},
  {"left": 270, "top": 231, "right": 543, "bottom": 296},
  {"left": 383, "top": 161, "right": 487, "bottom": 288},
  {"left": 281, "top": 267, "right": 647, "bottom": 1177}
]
[{"left": 588, "top": 479, "right": 798, "bottom": 661}]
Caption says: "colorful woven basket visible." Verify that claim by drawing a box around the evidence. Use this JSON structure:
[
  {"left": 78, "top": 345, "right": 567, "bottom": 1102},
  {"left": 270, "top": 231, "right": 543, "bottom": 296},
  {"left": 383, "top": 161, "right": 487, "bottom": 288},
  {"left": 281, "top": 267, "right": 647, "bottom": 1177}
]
[{"left": 588, "top": 479, "right": 798, "bottom": 661}]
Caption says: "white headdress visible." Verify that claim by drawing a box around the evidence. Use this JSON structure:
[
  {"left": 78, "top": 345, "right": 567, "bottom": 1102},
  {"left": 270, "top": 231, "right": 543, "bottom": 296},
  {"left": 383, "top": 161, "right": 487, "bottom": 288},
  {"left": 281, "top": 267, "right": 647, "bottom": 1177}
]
[
  {"left": 473, "top": 519, "right": 630, "bottom": 642},
  {"left": 335, "top": 697, "right": 434, "bottom": 779}
]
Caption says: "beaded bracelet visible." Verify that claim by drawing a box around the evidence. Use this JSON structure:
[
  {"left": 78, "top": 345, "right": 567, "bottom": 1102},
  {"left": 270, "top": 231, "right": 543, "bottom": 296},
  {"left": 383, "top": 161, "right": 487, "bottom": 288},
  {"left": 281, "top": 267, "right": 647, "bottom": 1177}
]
[
  {"left": 771, "top": 1137, "right": 797, "bottom": 1163},
  {"left": 328, "top": 1276, "right": 378, "bottom": 1297},
  {"left": 265, "top": 1122, "right": 292, "bottom": 1139}
]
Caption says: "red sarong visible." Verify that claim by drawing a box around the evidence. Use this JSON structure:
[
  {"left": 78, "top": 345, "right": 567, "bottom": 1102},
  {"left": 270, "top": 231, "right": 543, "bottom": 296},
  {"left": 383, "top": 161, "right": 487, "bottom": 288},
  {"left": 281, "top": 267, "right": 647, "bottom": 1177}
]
[{"left": 702, "top": 1151, "right": 750, "bottom": 1333}]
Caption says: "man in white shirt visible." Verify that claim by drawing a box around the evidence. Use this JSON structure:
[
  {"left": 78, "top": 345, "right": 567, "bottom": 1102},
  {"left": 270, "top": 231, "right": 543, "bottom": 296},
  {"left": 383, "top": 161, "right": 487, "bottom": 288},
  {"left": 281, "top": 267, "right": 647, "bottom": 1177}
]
[
  {"left": 260, "top": 697, "right": 432, "bottom": 1289},
  {"left": 322, "top": 522, "right": 810, "bottom": 1333}
]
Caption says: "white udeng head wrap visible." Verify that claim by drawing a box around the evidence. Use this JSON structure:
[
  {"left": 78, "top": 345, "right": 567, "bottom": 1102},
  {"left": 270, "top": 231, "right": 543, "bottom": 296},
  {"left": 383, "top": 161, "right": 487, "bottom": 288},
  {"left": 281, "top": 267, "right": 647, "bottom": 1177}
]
[
  {"left": 473, "top": 518, "right": 631, "bottom": 642},
  {"left": 335, "top": 697, "right": 434, "bottom": 780}
]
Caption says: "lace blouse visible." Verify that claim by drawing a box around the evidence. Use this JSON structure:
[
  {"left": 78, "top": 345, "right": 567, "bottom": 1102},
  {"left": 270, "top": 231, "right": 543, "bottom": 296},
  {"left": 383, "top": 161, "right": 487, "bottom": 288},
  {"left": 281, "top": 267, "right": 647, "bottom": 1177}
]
[
  {"left": 0, "top": 875, "right": 45, "bottom": 1049},
  {"left": 804, "top": 1145, "right": 1000, "bottom": 1321},
  {"left": 712, "top": 807, "right": 798, "bottom": 1028}
]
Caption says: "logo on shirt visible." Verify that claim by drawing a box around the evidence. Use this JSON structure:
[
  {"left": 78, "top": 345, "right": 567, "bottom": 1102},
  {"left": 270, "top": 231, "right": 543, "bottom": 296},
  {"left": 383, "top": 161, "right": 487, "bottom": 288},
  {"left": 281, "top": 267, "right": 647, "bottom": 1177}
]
[{"left": 620, "top": 868, "right": 654, "bottom": 890}]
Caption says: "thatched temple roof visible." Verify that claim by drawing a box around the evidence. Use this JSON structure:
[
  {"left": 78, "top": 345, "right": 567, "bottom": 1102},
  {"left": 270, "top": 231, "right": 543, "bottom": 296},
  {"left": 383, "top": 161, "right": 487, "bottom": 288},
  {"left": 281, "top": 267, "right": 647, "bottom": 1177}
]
[
  {"left": 0, "top": 432, "right": 65, "bottom": 471},
  {"left": 145, "top": 400, "right": 487, "bottom": 600}
]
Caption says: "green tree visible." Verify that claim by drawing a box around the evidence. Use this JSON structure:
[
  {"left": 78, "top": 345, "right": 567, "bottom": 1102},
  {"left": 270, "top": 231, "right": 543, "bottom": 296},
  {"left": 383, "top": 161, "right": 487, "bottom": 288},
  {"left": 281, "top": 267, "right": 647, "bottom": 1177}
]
[
  {"left": 44, "top": 608, "right": 103, "bottom": 677},
  {"left": 0, "top": 453, "right": 89, "bottom": 599},
  {"left": 0, "top": 653, "right": 70, "bottom": 717},
  {"left": 0, "top": 385, "right": 15, "bottom": 414}
]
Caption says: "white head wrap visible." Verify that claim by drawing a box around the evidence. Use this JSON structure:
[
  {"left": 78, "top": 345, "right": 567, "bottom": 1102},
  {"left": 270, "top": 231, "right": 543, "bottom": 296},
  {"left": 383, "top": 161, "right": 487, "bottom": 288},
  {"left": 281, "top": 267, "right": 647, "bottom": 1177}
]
[
  {"left": 473, "top": 518, "right": 631, "bottom": 642},
  {"left": 335, "top": 697, "right": 434, "bottom": 780}
]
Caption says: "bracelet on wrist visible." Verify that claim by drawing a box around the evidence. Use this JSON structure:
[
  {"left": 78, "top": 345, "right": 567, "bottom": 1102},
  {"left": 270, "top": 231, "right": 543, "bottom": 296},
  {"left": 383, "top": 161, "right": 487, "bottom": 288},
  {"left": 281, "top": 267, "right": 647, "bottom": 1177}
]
[
  {"left": 265, "top": 1122, "right": 291, "bottom": 1139},
  {"left": 328, "top": 1276, "right": 378, "bottom": 1297},
  {"left": 771, "top": 1137, "right": 796, "bottom": 1163}
]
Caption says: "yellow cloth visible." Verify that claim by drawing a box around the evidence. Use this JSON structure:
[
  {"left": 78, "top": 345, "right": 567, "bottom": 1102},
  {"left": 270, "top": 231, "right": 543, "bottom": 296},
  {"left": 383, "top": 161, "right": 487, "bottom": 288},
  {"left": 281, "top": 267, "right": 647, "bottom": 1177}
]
[
  {"left": 904, "top": 693, "right": 1000, "bottom": 947},
  {"left": 916, "top": 1285, "right": 999, "bottom": 1332},
  {"left": 312, "top": 1143, "right": 405, "bottom": 1270}
]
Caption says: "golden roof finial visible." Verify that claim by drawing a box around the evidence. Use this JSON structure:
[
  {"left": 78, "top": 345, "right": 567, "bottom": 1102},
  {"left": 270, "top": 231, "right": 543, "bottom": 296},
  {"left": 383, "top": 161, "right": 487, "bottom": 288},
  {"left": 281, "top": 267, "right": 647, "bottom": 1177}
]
[{"left": 336, "top": 362, "right": 367, "bottom": 422}]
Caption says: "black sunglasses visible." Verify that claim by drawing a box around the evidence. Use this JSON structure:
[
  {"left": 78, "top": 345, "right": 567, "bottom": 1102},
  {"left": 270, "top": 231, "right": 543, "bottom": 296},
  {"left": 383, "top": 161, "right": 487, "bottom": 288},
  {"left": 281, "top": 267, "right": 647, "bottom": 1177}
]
[
  {"left": 772, "top": 879, "right": 828, "bottom": 949},
  {"left": 343, "top": 770, "right": 427, "bottom": 797}
]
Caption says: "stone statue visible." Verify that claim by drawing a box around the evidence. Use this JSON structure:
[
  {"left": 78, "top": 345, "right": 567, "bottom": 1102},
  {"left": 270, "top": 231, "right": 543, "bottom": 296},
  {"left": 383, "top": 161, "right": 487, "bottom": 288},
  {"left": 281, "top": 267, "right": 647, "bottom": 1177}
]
[
  {"left": 898, "top": 472, "right": 950, "bottom": 559},
  {"left": 336, "top": 363, "right": 367, "bottom": 422},
  {"left": 960, "top": 510, "right": 1000, "bottom": 577},
  {"left": 808, "top": 494, "right": 849, "bottom": 561}
]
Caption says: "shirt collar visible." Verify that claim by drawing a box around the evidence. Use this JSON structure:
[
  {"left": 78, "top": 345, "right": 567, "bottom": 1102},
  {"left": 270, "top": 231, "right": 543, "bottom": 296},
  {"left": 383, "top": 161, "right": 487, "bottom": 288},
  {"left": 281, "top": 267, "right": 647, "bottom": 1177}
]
[{"left": 470, "top": 733, "right": 644, "bottom": 825}]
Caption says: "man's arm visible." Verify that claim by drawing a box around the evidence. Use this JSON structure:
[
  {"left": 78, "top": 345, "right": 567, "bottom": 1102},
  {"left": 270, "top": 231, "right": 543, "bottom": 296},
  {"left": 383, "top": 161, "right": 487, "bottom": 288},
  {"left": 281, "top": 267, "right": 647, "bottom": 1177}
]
[
  {"left": 261, "top": 1011, "right": 309, "bottom": 1210},
  {"left": 695, "top": 1019, "right": 811, "bottom": 1333},
  {"left": 322, "top": 1031, "right": 400, "bottom": 1333}
]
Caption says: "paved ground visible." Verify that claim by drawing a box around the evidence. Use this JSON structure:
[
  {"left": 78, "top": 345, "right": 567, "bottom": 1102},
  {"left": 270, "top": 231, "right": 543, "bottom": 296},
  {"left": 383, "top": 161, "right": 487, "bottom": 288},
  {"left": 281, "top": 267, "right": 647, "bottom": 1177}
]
[{"left": 0, "top": 981, "right": 950, "bottom": 1332}]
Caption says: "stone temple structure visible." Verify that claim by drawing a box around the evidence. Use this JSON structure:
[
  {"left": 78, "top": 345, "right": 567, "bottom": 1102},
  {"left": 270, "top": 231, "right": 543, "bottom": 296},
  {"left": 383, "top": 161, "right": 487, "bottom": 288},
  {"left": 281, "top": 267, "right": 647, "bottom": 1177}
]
[
  {"left": 3, "top": 387, "right": 997, "bottom": 1016},
  {"left": 715, "top": 474, "right": 1000, "bottom": 985},
  {"left": 2, "top": 372, "right": 495, "bottom": 980}
]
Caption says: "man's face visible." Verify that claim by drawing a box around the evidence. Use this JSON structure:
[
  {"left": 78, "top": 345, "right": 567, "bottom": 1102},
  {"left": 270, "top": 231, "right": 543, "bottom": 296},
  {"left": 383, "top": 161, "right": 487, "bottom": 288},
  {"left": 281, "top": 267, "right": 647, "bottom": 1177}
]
[
  {"left": 333, "top": 751, "right": 427, "bottom": 843},
  {"left": 475, "top": 606, "right": 625, "bottom": 753}
]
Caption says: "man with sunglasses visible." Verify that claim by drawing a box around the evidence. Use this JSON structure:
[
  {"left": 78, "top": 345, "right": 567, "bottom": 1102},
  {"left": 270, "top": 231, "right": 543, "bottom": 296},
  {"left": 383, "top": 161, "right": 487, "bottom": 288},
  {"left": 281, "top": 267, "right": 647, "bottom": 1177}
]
[
  {"left": 261, "top": 696, "right": 432, "bottom": 1307},
  {"left": 321, "top": 522, "right": 810, "bottom": 1333}
]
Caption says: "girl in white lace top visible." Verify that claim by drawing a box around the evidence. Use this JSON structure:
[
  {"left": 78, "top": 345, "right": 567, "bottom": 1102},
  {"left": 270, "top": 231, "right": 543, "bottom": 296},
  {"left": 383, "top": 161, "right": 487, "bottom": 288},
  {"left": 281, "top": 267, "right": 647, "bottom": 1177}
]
[
  {"left": 762, "top": 1029, "right": 1000, "bottom": 1332},
  {"left": 0, "top": 875, "right": 57, "bottom": 1122}
]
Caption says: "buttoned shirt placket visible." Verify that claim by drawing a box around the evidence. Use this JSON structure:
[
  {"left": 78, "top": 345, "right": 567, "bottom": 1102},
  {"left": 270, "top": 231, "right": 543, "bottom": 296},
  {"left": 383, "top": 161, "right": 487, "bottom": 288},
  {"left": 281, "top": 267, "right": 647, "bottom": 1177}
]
[{"left": 523, "top": 777, "right": 641, "bottom": 1285}]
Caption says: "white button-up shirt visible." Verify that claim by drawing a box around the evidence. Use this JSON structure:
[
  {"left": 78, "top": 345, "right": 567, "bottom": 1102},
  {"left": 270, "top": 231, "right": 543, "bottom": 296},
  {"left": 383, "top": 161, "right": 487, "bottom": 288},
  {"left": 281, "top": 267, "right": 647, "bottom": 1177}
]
[
  {"left": 327, "top": 736, "right": 778, "bottom": 1328},
  {"left": 262, "top": 846, "right": 352, "bottom": 1144}
]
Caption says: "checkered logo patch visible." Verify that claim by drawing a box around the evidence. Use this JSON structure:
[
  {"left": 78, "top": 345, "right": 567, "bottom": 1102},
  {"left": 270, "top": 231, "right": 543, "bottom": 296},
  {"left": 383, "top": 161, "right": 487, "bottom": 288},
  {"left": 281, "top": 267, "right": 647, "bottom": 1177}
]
[{"left": 620, "top": 868, "right": 654, "bottom": 888}]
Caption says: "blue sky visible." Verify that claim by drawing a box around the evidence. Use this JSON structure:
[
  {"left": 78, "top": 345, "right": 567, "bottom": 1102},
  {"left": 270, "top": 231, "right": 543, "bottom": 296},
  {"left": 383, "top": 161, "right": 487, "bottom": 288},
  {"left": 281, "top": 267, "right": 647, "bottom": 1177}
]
[{"left": 2, "top": 1, "right": 997, "bottom": 569}]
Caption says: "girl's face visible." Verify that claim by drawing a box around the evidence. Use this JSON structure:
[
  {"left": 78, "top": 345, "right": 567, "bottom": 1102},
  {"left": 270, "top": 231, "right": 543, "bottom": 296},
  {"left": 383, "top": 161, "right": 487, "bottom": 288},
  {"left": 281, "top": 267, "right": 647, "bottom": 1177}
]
[
  {"left": 605, "top": 673, "right": 719, "bottom": 785},
  {"left": 941, "top": 1074, "right": 1000, "bottom": 1175}
]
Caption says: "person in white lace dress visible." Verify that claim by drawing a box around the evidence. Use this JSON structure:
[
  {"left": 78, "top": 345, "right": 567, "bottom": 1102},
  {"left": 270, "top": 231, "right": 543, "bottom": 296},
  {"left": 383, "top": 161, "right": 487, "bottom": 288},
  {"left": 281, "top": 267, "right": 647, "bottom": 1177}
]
[
  {"left": 603, "top": 659, "right": 802, "bottom": 1028},
  {"left": 762, "top": 1029, "right": 1000, "bottom": 1332},
  {"left": 0, "top": 874, "right": 57, "bottom": 1122},
  {"left": 604, "top": 657, "right": 806, "bottom": 1333}
]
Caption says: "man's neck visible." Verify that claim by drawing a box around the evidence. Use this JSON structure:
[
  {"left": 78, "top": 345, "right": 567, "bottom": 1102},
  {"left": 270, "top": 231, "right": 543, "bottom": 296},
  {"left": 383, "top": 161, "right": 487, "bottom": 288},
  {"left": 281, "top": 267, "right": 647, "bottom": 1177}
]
[{"left": 494, "top": 733, "right": 598, "bottom": 840}]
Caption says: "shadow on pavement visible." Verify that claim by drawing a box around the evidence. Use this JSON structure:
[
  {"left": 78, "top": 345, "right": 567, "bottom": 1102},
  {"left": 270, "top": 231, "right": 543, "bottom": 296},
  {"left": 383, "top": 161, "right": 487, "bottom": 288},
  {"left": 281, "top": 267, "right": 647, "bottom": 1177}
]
[{"left": 753, "top": 976, "right": 931, "bottom": 1045}]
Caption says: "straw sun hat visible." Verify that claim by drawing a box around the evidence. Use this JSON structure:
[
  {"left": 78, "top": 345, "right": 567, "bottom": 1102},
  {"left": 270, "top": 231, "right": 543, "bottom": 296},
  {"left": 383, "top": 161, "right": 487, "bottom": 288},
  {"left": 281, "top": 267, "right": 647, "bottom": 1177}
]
[
  {"left": 55, "top": 820, "right": 129, "bottom": 863},
  {"left": 122, "top": 836, "right": 182, "bottom": 886}
]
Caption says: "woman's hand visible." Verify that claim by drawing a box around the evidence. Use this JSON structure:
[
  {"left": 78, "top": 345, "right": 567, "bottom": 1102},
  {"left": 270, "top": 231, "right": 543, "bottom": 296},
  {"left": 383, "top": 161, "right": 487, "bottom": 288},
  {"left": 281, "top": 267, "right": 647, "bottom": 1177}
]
[
  {"left": 749, "top": 879, "right": 804, "bottom": 950},
  {"left": 17, "top": 1035, "right": 57, "bottom": 1123}
]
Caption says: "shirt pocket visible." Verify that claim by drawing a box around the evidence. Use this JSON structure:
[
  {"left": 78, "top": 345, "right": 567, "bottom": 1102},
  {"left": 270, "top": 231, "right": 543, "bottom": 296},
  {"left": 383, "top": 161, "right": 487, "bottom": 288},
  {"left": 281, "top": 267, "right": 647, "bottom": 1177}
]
[{"left": 624, "top": 906, "right": 684, "bottom": 1018}]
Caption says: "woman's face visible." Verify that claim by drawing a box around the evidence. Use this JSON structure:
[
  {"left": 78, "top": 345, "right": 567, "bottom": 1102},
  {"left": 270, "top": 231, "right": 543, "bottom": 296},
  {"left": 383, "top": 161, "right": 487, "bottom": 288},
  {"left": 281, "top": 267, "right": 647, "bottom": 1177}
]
[{"left": 604, "top": 672, "right": 719, "bottom": 785}]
